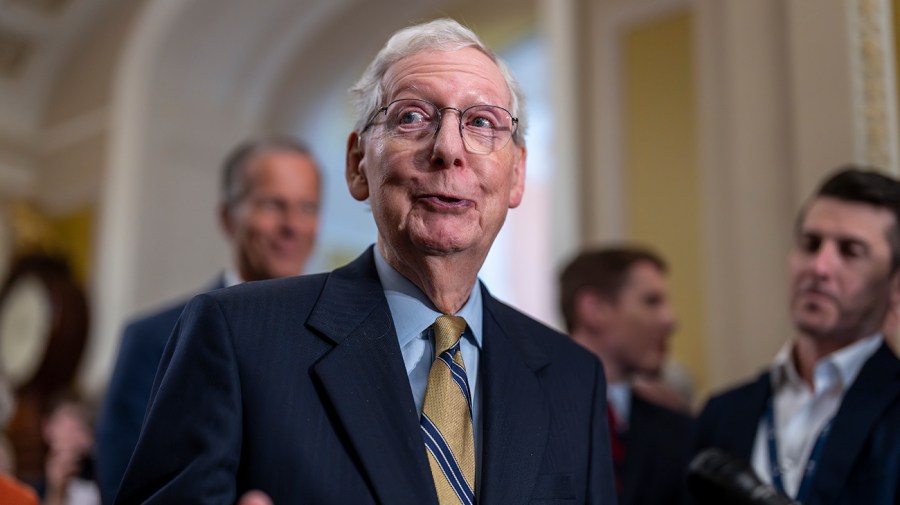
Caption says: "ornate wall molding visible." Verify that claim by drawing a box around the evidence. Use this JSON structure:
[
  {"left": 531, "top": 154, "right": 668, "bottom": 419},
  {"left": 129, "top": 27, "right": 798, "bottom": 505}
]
[{"left": 848, "top": 0, "right": 899, "bottom": 173}]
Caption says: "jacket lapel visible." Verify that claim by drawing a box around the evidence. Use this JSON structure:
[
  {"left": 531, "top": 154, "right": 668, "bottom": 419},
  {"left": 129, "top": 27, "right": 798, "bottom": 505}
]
[
  {"left": 620, "top": 395, "right": 653, "bottom": 505},
  {"left": 307, "top": 248, "right": 437, "bottom": 505},
  {"left": 478, "top": 290, "right": 551, "bottom": 505},
  {"left": 809, "top": 343, "right": 900, "bottom": 504},
  {"left": 734, "top": 374, "right": 771, "bottom": 460}
]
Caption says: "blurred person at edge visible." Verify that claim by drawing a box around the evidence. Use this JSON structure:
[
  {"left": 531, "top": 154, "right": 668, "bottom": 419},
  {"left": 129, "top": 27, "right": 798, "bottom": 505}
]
[
  {"left": 95, "top": 136, "right": 321, "bottom": 504},
  {"left": 41, "top": 392, "right": 99, "bottom": 505},
  {"left": 115, "top": 18, "right": 616, "bottom": 505},
  {"left": 560, "top": 246, "right": 694, "bottom": 505},
  {"left": 696, "top": 167, "right": 900, "bottom": 505},
  {"left": 0, "top": 376, "right": 39, "bottom": 505}
]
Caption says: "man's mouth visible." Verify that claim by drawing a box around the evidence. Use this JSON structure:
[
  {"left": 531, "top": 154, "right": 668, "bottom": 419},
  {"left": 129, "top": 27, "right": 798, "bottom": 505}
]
[
  {"left": 795, "top": 287, "right": 838, "bottom": 310},
  {"left": 419, "top": 193, "right": 472, "bottom": 208},
  {"left": 799, "top": 285, "right": 833, "bottom": 298}
]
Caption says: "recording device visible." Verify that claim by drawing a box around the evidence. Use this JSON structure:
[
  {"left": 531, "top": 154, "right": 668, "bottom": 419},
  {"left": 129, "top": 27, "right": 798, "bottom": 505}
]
[{"left": 687, "top": 448, "right": 797, "bottom": 505}]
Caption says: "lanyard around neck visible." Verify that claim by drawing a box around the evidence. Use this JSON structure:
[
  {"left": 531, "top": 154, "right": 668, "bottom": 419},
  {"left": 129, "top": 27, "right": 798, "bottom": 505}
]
[{"left": 765, "top": 396, "right": 832, "bottom": 504}]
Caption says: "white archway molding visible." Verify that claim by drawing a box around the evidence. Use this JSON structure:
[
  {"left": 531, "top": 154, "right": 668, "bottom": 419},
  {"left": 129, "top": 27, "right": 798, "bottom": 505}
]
[{"left": 87, "top": 0, "right": 188, "bottom": 396}]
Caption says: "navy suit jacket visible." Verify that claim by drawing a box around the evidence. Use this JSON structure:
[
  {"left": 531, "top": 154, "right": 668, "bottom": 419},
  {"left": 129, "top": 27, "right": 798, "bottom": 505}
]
[
  {"left": 114, "top": 248, "right": 617, "bottom": 505},
  {"left": 96, "top": 278, "right": 224, "bottom": 504},
  {"left": 696, "top": 342, "right": 900, "bottom": 505},
  {"left": 620, "top": 394, "right": 694, "bottom": 505}
]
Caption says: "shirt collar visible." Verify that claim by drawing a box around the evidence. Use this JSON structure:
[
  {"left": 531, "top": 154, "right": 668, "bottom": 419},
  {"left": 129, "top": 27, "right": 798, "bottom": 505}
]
[
  {"left": 771, "top": 333, "right": 883, "bottom": 393},
  {"left": 223, "top": 269, "right": 243, "bottom": 288},
  {"left": 373, "top": 245, "right": 483, "bottom": 349},
  {"left": 607, "top": 381, "right": 632, "bottom": 427}
]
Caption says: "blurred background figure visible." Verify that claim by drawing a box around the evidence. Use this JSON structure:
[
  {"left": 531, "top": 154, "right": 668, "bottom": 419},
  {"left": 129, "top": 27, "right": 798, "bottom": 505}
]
[
  {"left": 559, "top": 246, "right": 694, "bottom": 505},
  {"left": 0, "top": 376, "right": 39, "bottom": 505},
  {"left": 0, "top": 374, "right": 16, "bottom": 473},
  {"left": 95, "top": 136, "right": 321, "bottom": 504},
  {"left": 40, "top": 391, "right": 98, "bottom": 505},
  {"left": 632, "top": 363, "right": 695, "bottom": 414},
  {"left": 695, "top": 167, "right": 900, "bottom": 505}
]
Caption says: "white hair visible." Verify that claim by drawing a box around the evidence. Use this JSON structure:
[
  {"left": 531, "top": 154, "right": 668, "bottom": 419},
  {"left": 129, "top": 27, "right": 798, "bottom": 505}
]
[{"left": 349, "top": 18, "right": 527, "bottom": 145}]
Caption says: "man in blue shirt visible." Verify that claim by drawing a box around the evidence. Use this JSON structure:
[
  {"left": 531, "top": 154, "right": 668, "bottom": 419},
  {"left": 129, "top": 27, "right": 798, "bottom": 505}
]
[{"left": 115, "top": 18, "right": 616, "bottom": 505}]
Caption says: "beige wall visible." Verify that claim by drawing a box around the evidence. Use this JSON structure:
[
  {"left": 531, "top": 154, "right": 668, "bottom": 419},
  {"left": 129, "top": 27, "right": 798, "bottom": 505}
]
[{"left": 621, "top": 8, "right": 708, "bottom": 392}]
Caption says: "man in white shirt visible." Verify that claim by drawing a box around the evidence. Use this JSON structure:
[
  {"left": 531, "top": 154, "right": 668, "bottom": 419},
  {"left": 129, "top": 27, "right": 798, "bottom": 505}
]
[{"left": 695, "top": 166, "right": 900, "bottom": 505}]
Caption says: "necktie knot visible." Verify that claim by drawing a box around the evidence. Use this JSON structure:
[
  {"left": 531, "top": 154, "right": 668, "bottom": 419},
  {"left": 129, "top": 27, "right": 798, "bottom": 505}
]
[{"left": 432, "top": 314, "right": 467, "bottom": 356}]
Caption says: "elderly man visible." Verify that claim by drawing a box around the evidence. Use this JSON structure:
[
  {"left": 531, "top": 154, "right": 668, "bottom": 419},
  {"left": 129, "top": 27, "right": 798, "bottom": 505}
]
[
  {"left": 695, "top": 167, "right": 900, "bottom": 505},
  {"left": 96, "top": 136, "right": 321, "bottom": 504},
  {"left": 114, "top": 18, "right": 615, "bottom": 505}
]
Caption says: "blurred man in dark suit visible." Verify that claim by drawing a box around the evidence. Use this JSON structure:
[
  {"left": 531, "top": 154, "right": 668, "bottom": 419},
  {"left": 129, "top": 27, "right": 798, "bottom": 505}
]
[
  {"left": 696, "top": 167, "right": 900, "bottom": 505},
  {"left": 95, "top": 136, "right": 321, "bottom": 504},
  {"left": 560, "top": 246, "right": 694, "bottom": 505}
]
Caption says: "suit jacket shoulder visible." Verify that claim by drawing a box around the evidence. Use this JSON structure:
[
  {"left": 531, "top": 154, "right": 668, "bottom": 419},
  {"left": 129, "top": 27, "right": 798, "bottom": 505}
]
[
  {"left": 96, "top": 280, "right": 223, "bottom": 504},
  {"left": 695, "top": 371, "right": 770, "bottom": 461},
  {"left": 482, "top": 292, "right": 600, "bottom": 372},
  {"left": 97, "top": 301, "right": 190, "bottom": 503},
  {"left": 808, "top": 343, "right": 900, "bottom": 505},
  {"left": 122, "top": 301, "right": 189, "bottom": 352}
]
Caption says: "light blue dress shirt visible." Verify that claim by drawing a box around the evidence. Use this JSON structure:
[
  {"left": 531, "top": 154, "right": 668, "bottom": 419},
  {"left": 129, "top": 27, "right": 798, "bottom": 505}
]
[{"left": 373, "top": 246, "right": 484, "bottom": 483}]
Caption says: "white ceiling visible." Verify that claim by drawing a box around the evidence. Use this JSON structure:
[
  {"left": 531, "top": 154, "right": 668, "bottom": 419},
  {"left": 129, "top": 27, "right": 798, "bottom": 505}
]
[{"left": 0, "top": 0, "right": 118, "bottom": 139}]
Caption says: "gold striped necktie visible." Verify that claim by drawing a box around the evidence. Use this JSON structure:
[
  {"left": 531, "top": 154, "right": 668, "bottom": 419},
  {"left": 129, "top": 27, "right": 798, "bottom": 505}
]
[{"left": 420, "top": 314, "right": 475, "bottom": 505}]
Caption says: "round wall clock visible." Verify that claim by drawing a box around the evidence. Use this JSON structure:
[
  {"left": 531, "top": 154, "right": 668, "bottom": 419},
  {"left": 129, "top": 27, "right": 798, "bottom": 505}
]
[
  {"left": 0, "top": 274, "right": 52, "bottom": 388},
  {"left": 0, "top": 255, "right": 89, "bottom": 481},
  {"left": 0, "top": 214, "right": 10, "bottom": 287},
  {"left": 0, "top": 255, "right": 89, "bottom": 393}
]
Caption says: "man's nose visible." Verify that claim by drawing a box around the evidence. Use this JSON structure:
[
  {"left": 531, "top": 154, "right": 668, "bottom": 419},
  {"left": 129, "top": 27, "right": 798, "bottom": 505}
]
[
  {"left": 279, "top": 205, "right": 315, "bottom": 234},
  {"left": 810, "top": 242, "right": 839, "bottom": 276},
  {"left": 661, "top": 306, "right": 678, "bottom": 335},
  {"left": 431, "top": 109, "right": 466, "bottom": 165}
]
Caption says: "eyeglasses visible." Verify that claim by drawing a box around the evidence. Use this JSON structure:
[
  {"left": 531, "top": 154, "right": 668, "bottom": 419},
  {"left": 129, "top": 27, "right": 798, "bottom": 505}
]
[{"left": 362, "top": 98, "right": 518, "bottom": 154}]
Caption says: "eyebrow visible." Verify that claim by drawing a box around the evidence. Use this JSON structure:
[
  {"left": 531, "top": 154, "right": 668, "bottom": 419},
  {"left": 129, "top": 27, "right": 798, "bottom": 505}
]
[{"left": 799, "top": 229, "right": 871, "bottom": 248}]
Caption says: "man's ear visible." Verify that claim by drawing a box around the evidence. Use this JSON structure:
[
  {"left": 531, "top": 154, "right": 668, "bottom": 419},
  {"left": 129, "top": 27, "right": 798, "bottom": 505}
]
[
  {"left": 885, "top": 271, "right": 900, "bottom": 340},
  {"left": 218, "top": 202, "right": 235, "bottom": 239},
  {"left": 573, "top": 289, "right": 612, "bottom": 333},
  {"left": 889, "top": 270, "right": 900, "bottom": 312},
  {"left": 508, "top": 145, "right": 526, "bottom": 209},
  {"left": 346, "top": 132, "right": 370, "bottom": 202}
]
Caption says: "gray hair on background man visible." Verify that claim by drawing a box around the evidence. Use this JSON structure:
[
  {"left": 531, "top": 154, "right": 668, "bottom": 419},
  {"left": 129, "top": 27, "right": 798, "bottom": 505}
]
[
  {"left": 349, "top": 18, "right": 528, "bottom": 145},
  {"left": 220, "top": 136, "right": 320, "bottom": 208}
]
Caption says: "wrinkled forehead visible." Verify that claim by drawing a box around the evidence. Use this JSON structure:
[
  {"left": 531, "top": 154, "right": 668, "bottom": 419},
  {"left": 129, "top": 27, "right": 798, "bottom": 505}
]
[{"left": 382, "top": 47, "right": 512, "bottom": 107}]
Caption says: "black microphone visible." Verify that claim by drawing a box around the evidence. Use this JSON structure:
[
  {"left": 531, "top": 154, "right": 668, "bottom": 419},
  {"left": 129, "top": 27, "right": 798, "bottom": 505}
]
[{"left": 687, "top": 448, "right": 797, "bottom": 505}]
